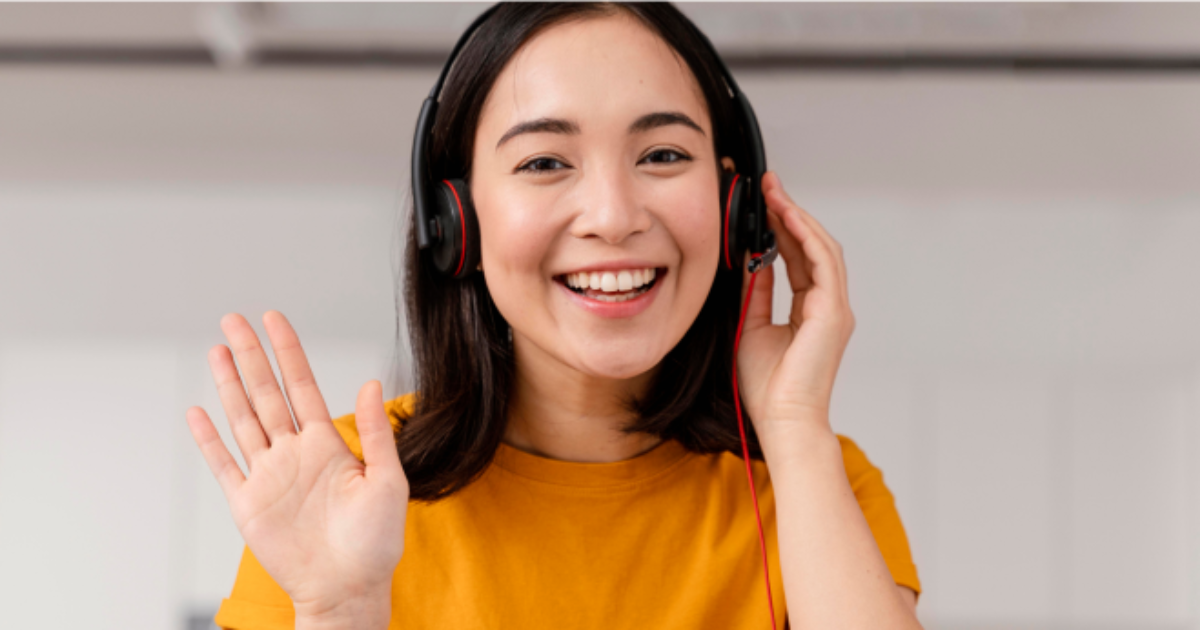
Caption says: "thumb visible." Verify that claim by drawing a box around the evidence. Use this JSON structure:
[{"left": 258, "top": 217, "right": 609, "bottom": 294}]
[{"left": 355, "top": 380, "right": 403, "bottom": 479}]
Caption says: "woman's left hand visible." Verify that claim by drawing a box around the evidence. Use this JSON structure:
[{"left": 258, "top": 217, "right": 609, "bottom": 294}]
[{"left": 736, "top": 171, "right": 855, "bottom": 438}]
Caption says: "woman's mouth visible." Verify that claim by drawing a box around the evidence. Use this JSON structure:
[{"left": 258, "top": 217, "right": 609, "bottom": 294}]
[
  {"left": 555, "top": 267, "right": 662, "bottom": 303},
  {"left": 552, "top": 266, "right": 666, "bottom": 319}
]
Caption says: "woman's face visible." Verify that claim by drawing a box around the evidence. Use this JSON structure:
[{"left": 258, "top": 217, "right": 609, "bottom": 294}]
[{"left": 472, "top": 12, "right": 723, "bottom": 381}]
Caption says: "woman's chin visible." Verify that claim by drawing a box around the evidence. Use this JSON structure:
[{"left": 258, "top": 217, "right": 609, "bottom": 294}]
[{"left": 571, "top": 345, "right": 663, "bottom": 381}]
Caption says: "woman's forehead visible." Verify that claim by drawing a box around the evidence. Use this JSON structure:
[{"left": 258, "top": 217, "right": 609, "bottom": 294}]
[{"left": 479, "top": 13, "right": 710, "bottom": 142}]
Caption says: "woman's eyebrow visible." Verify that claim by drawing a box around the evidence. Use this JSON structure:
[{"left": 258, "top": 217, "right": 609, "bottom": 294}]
[
  {"left": 495, "top": 111, "right": 705, "bottom": 151},
  {"left": 629, "top": 111, "right": 705, "bottom": 137}
]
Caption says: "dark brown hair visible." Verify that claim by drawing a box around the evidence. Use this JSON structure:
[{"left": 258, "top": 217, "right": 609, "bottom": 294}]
[{"left": 396, "top": 2, "right": 764, "bottom": 502}]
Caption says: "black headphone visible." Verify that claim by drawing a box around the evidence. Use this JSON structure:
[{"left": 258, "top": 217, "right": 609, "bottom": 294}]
[{"left": 411, "top": 3, "right": 777, "bottom": 280}]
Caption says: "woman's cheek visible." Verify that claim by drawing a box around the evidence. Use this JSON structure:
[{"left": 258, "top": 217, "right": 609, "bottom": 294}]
[
  {"left": 478, "top": 199, "right": 556, "bottom": 318},
  {"left": 672, "top": 195, "right": 721, "bottom": 266},
  {"left": 672, "top": 197, "right": 723, "bottom": 319}
]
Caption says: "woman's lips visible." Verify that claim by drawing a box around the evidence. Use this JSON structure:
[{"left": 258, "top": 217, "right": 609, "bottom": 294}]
[{"left": 555, "top": 268, "right": 665, "bottom": 319}]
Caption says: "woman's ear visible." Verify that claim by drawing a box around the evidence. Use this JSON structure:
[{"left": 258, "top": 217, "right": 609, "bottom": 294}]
[{"left": 720, "top": 156, "right": 736, "bottom": 173}]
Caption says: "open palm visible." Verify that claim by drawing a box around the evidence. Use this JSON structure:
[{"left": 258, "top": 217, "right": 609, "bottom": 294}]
[{"left": 185, "top": 311, "right": 408, "bottom": 620}]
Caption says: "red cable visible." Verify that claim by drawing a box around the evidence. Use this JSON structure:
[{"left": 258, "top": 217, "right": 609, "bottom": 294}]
[{"left": 733, "top": 270, "right": 778, "bottom": 630}]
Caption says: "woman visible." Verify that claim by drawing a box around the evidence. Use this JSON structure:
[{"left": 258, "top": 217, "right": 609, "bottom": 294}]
[{"left": 186, "top": 3, "right": 923, "bottom": 629}]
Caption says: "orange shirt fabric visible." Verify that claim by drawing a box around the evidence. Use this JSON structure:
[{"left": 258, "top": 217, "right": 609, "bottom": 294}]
[{"left": 214, "top": 393, "right": 920, "bottom": 630}]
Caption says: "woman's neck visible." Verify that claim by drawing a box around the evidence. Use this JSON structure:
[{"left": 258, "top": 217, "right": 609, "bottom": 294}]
[{"left": 504, "top": 334, "right": 663, "bottom": 464}]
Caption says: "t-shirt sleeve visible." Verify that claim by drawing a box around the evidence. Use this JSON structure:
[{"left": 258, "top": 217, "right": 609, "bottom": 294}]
[
  {"left": 324, "top": 393, "right": 413, "bottom": 462},
  {"left": 212, "top": 546, "right": 295, "bottom": 630},
  {"left": 836, "top": 434, "right": 922, "bottom": 597},
  {"left": 211, "top": 393, "right": 417, "bottom": 630}
]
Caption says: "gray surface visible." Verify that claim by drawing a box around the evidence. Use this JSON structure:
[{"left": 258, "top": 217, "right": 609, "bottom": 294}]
[{"left": 4, "top": 3, "right": 1200, "bottom": 53}]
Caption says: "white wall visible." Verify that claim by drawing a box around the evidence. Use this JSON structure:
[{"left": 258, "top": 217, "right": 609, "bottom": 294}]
[{"left": 0, "top": 63, "right": 1197, "bottom": 630}]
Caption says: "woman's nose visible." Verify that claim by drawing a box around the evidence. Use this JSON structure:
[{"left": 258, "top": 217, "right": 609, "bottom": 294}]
[{"left": 568, "top": 167, "right": 653, "bottom": 245}]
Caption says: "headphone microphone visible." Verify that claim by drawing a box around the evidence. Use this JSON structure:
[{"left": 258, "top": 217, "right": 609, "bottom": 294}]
[
  {"left": 411, "top": 3, "right": 777, "bottom": 280},
  {"left": 410, "top": 4, "right": 780, "bottom": 627}
]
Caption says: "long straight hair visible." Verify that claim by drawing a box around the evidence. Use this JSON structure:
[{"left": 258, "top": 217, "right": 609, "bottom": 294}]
[{"left": 396, "top": 2, "right": 764, "bottom": 502}]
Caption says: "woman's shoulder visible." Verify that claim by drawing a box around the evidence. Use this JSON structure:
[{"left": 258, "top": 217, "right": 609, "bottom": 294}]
[
  {"left": 329, "top": 391, "right": 417, "bottom": 462},
  {"left": 832, "top": 433, "right": 889, "bottom": 496}
]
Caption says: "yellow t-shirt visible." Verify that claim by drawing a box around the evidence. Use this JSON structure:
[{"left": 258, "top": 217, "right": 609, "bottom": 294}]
[{"left": 214, "top": 393, "right": 920, "bottom": 629}]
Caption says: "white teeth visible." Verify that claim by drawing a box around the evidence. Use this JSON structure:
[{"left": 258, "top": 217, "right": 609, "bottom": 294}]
[
  {"left": 617, "top": 270, "right": 633, "bottom": 291},
  {"left": 562, "top": 267, "right": 659, "bottom": 295},
  {"left": 591, "top": 291, "right": 636, "bottom": 303},
  {"left": 601, "top": 272, "right": 618, "bottom": 292}
]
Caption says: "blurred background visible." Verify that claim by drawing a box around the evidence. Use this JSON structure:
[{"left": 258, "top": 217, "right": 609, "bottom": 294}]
[{"left": 0, "top": 2, "right": 1197, "bottom": 629}]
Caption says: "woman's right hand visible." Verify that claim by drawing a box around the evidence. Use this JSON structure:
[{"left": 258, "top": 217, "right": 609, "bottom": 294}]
[{"left": 185, "top": 311, "right": 408, "bottom": 630}]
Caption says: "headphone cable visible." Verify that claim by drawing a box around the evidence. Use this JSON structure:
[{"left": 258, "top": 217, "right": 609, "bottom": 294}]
[{"left": 732, "top": 269, "right": 779, "bottom": 630}]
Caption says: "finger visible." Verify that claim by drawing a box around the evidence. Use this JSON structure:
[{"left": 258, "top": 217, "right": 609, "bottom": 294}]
[
  {"left": 262, "top": 310, "right": 331, "bottom": 432},
  {"left": 741, "top": 250, "right": 775, "bottom": 331},
  {"left": 762, "top": 176, "right": 841, "bottom": 299},
  {"left": 765, "top": 204, "right": 814, "bottom": 295},
  {"left": 185, "top": 406, "right": 246, "bottom": 500},
  {"left": 763, "top": 172, "right": 848, "bottom": 291},
  {"left": 208, "top": 344, "right": 270, "bottom": 466},
  {"left": 763, "top": 171, "right": 840, "bottom": 253},
  {"left": 221, "top": 313, "right": 298, "bottom": 443},
  {"left": 356, "top": 380, "right": 405, "bottom": 481}
]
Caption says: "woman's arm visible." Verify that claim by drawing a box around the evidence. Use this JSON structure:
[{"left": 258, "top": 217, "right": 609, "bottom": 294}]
[
  {"left": 760, "top": 420, "right": 922, "bottom": 630},
  {"left": 899, "top": 586, "right": 918, "bottom": 615},
  {"left": 732, "top": 171, "right": 922, "bottom": 628}
]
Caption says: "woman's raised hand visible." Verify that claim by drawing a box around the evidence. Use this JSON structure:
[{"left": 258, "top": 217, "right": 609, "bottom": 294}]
[
  {"left": 736, "top": 171, "right": 857, "bottom": 439},
  {"left": 185, "top": 311, "right": 407, "bottom": 629}
]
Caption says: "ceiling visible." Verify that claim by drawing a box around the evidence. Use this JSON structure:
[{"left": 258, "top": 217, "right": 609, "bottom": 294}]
[{"left": 1, "top": 2, "right": 1199, "bottom": 69}]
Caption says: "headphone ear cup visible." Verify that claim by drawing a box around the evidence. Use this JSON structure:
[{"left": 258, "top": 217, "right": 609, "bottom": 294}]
[
  {"left": 431, "top": 178, "right": 481, "bottom": 279},
  {"left": 719, "top": 171, "right": 746, "bottom": 271}
]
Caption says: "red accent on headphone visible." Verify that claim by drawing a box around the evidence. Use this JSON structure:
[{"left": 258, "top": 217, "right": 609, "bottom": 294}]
[
  {"left": 723, "top": 173, "right": 740, "bottom": 269},
  {"left": 442, "top": 179, "right": 467, "bottom": 277}
]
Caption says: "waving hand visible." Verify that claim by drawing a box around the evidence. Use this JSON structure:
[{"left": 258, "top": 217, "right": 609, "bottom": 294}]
[{"left": 185, "top": 311, "right": 407, "bottom": 628}]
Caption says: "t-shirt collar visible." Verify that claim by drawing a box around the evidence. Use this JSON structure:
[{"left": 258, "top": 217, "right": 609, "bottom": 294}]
[{"left": 491, "top": 437, "right": 690, "bottom": 488}]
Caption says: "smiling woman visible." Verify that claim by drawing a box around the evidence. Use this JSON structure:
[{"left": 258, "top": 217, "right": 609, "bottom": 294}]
[
  {"left": 190, "top": 3, "right": 922, "bottom": 630},
  {"left": 407, "top": 1, "right": 748, "bottom": 501}
]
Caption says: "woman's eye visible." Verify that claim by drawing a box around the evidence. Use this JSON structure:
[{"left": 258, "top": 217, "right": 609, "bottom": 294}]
[
  {"left": 516, "top": 157, "right": 567, "bottom": 174},
  {"left": 516, "top": 150, "right": 691, "bottom": 174},
  {"left": 642, "top": 149, "right": 692, "bottom": 165}
]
